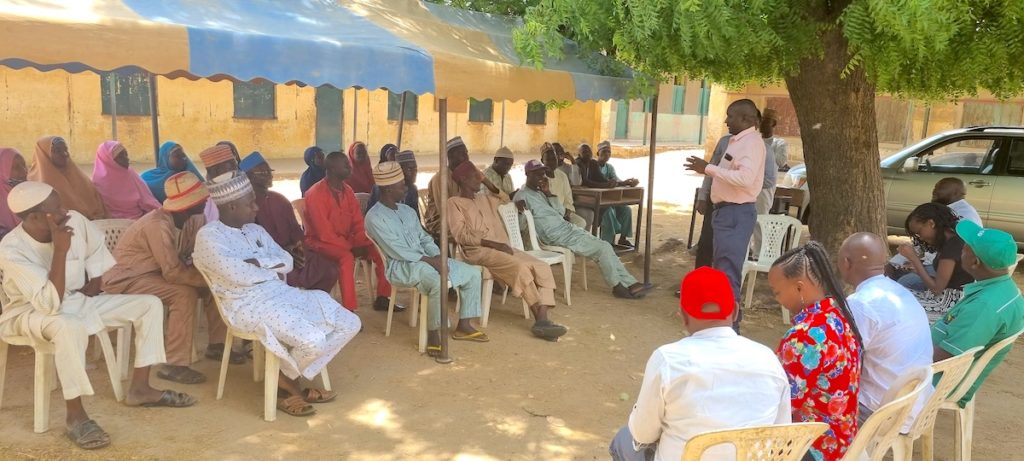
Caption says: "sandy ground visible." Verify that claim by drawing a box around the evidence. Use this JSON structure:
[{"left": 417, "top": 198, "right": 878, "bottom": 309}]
[{"left": 2, "top": 151, "right": 1023, "bottom": 460}]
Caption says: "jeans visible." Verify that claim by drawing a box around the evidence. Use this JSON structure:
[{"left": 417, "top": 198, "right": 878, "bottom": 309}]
[
  {"left": 609, "top": 426, "right": 656, "bottom": 461},
  {"left": 897, "top": 266, "right": 937, "bottom": 291}
]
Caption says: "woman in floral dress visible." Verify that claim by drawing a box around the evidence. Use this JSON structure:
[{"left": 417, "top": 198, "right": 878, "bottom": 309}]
[{"left": 767, "top": 241, "right": 863, "bottom": 461}]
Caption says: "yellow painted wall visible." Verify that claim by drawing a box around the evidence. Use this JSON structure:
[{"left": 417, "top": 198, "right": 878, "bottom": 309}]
[{"left": 0, "top": 67, "right": 317, "bottom": 164}]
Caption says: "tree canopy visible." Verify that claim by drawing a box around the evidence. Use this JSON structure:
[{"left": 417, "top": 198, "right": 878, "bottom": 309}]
[
  {"left": 426, "top": 0, "right": 536, "bottom": 17},
  {"left": 513, "top": 0, "right": 1024, "bottom": 100}
]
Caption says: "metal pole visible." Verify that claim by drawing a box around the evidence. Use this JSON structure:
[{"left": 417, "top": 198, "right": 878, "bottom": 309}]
[
  {"left": 108, "top": 73, "right": 118, "bottom": 140},
  {"left": 643, "top": 94, "right": 659, "bottom": 284},
  {"left": 697, "top": 80, "right": 707, "bottom": 145},
  {"left": 352, "top": 88, "right": 359, "bottom": 143},
  {"left": 396, "top": 91, "right": 407, "bottom": 149},
  {"left": 437, "top": 98, "right": 452, "bottom": 364},
  {"left": 148, "top": 73, "right": 160, "bottom": 161},
  {"left": 500, "top": 101, "right": 506, "bottom": 146},
  {"left": 641, "top": 98, "right": 649, "bottom": 146}
]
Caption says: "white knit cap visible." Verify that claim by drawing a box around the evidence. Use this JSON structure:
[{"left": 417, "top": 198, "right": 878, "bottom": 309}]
[
  {"left": 494, "top": 146, "right": 514, "bottom": 159},
  {"left": 207, "top": 171, "right": 253, "bottom": 205},
  {"left": 7, "top": 181, "right": 54, "bottom": 214}
]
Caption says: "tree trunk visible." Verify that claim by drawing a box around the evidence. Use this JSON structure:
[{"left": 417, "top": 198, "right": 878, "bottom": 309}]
[{"left": 785, "top": 27, "right": 886, "bottom": 257}]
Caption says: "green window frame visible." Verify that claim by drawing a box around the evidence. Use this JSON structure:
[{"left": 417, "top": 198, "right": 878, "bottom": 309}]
[
  {"left": 233, "top": 81, "right": 276, "bottom": 119},
  {"left": 468, "top": 98, "right": 494, "bottom": 123},
  {"left": 671, "top": 85, "right": 685, "bottom": 114},
  {"left": 387, "top": 91, "right": 418, "bottom": 121},
  {"left": 526, "top": 101, "right": 546, "bottom": 125},
  {"left": 100, "top": 71, "right": 152, "bottom": 116}
]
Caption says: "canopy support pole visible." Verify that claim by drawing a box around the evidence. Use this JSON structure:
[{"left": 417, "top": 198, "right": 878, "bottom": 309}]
[
  {"left": 352, "top": 89, "right": 359, "bottom": 143},
  {"left": 149, "top": 73, "right": 160, "bottom": 161},
  {"left": 396, "top": 92, "right": 407, "bottom": 149},
  {"left": 643, "top": 94, "right": 659, "bottom": 284},
  {"left": 500, "top": 101, "right": 506, "bottom": 146},
  {"left": 437, "top": 98, "right": 452, "bottom": 364},
  {"left": 108, "top": 73, "right": 118, "bottom": 140}
]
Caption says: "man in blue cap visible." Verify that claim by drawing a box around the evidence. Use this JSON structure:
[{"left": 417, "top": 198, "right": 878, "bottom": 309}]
[{"left": 931, "top": 220, "right": 1024, "bottom": 407}]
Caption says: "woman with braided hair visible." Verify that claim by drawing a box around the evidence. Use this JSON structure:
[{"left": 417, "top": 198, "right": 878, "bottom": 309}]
[
  {"left": 768, "top": 241, "right": 862, "bottom": 461},
  {"left": 897, "top": 202, "right": 974, "bottom": 321}
]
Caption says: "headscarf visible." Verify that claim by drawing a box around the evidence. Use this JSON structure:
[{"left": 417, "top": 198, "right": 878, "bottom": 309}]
[
  {"left": 216, "top": 140, "right": 241, "bottom": 163},
  {"left": 28, "top": 136, "right": 108, "bottom": 219},
  {"left": 379, "top": 143, "right": 398, "bottom": 164},
  {"left": 141, "top": 141, "right": 204, "bottom": 202},
  {"left": 92, "top": 141, "right": 161, "bottom": 219},
  {"left": 347, "top": 141, "right": 375, "bottom": 193},
  {"left": 300, "top": 146, "right": 325, "bottom": 196},
  {"left": 0, "top": 147, "right": 24, "bottom": 234}
]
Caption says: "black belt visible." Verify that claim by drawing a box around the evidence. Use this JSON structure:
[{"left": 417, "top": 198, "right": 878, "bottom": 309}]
[{"left": 713, "top": 201, "right": 745, "bottom": 210}]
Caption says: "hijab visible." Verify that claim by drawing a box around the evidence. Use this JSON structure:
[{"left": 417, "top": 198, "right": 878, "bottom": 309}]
[
  {"left": 300, "top": 146, "right": 325, "bottom": 197},
  {"left": 92, "top": 140, "right": 161, "bottom": 219},
  {"left": 141, "top": 141, "right": 204, "bottom": 202},
  {"left": 28, "top": 135, "right": 108, "bottom": 219},
  {"left": 347, "top": 141, "right": 375, "bottom": 193},
  {"left": 0, "top": 147, "right": 23, "bottom": 235},
  {"left": 379, "top": 143, "right": 398, "bottom": 164}
]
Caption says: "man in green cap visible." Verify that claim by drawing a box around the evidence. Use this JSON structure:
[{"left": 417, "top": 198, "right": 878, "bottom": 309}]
[{"left": 931, "top": 220, "right": 1024, "bottom": 407}]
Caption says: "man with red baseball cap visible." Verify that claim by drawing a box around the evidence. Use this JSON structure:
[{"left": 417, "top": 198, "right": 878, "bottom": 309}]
[{"left": 609, "top": 267, "right": 791, "bottom": 461}]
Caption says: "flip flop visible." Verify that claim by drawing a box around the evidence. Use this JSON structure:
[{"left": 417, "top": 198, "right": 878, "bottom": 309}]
[
  {"left": 451, "top": 331, "right": 490, "bottom": 342},
  {"left": 277, "top": 395, "right": 316, "bottom": 417},
  {"left": 302, "top": 388, "right": 337, "bottom": 404},
  {"left": 425, "top": 345, "right": 443, "bottom": 357},
  {"left": 206, "top": 344, "right": 246, "bottom": 364},
  {"left": 613, "top": 285, "right": 641, "bottom": 299},
  {"left": 138, "top": 390, "right": 197, "bottom": 408},
  {"left": 66, "top": 419, "right": 110, "bottom": 450},
  {"left": 157, "top": 366, "right": 207, "bottom": 385}
]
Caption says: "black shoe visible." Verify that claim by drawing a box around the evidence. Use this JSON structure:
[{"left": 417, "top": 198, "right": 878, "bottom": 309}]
[
  {"left": 617, "top": 238, "right": 635, "bottom": 249},
  {"left": 531, "top": 320, "right": 568, "bottom": 341},
  {"left": 674, "top": 289, "right": 681, "bottom": 298},
  {"left": 373, "top": 296, "right": 406, "bottom": 313},
  {"left": 206, "top": 343, "right": 246, "bottom": 365}
]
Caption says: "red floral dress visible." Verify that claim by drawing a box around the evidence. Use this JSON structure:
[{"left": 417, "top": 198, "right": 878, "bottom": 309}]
[{"left": 777, "top": 297, "right": 861, "bottom": 461}]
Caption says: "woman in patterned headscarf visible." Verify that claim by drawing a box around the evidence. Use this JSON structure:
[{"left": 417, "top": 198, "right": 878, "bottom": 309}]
[{"left": 29, "top": 135, "right": 108, "bottom": 219}]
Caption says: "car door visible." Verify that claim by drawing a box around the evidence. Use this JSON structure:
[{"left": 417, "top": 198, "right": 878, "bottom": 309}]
[
  {"left": 885, "top": 136, "right": 1000, "bottom": 234},
  {"left": 986, "top": 138, "right": 1024, "bottom": 248}
]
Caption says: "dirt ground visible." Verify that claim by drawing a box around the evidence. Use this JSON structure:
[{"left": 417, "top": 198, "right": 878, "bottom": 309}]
[{"left": 1, "top": 203, "right": 1022, "bottom": 461}]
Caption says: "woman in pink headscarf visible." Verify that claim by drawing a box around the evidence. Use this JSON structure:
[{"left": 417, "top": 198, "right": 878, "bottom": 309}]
[
  {"left": 92, "top": 140, "right": 161, "bottom": 219},
  {"left": 0, "top": 147, "right": 28, "bottom": 238}
]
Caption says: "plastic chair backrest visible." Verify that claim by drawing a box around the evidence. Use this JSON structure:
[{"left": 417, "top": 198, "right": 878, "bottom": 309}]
[
  {"left": 844, "top": 368, "right": 931, "bottom": 461},
  {"left": 291, "top": 199, "right": 306, "bottom": 227},
  {"left": 91, "top": 218, "right": 135, "bottom": 253},
  {"left": 946, "top": 328, "right": 1024, "bottom": 404},
  {"left": 417, "top": 188, "right": 429, "bottom": 214},
  {"left": 1010, "top": 254, "right": 1023, "bottom": 273},
  {"left": 755, "top": 215, "right": 802, "bottom": 264},
  {"left": 682, "top": 422, "right": 828, "bottom": 461},
  {"left": 354, "top": 193, "right": 371, "bottom": 214},
  {"left": 522, "top": 210, "right": 544, "bottom": 252},
  {"left": 497, "top": 202, "right": 526, "bottom": 251},
  {"left": 904, "top": 346, "right": 982, "bottom": 439},
  {"left": 195, "top": 267, "right": 235, "bottom": 332}
]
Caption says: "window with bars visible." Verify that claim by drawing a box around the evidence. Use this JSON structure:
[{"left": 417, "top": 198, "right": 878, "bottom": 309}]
[
  {"left": 468, "top": 98, "right": 493, "bottom": 123},
  {"left": 526, "top": 101, "right": 546, "bottom": 125},
  {"left": 233, "top": 81, "right": 276, "bottom": 119},
  {"left": 100, "top": 71, "right": 152, "bottom": 116},
  {"left": 387, "top": 91, "right": 418, "bottom": 121}
]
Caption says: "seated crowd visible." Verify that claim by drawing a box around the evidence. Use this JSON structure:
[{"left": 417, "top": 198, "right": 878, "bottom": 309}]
[{"left": 0, "top": 134, "right": 1021, "bottom": 461}]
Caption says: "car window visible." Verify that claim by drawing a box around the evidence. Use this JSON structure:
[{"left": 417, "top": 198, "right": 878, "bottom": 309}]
[
  {"left": 918, "top": 137, "right": 998, "bottom": 174},
  {"left": 1007, "top": 139, "right": 1024, "bottom": 177}
]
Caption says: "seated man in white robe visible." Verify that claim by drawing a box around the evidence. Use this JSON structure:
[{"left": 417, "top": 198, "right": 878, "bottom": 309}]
[
  {"left": 193, "top": 172, "right": 361, "bottom": 418},
  {"left": 0, "top": 182, "right": 193, "bottom": 451}
]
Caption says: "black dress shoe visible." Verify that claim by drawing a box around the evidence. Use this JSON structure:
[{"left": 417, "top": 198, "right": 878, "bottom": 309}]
[{"left": 373, "top": 296, "right": 406, "bottom": 312}]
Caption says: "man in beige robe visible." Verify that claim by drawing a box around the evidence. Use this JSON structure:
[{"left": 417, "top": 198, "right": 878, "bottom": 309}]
[{"left": 447, "top": 162, "right": 567, "bottom": 341}]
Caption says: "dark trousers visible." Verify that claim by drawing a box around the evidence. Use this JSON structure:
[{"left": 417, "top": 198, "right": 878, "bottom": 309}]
[
  {"left": 711, "top": 203, "right": 757, "bottom": 332},
  {"left": 694, "top": 210, "right": 715, "bottom": 268}
]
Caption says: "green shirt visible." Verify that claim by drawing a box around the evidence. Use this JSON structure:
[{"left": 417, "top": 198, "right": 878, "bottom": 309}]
[{"left": 931, "top": 274, "right": 1024, "bottom": 407}]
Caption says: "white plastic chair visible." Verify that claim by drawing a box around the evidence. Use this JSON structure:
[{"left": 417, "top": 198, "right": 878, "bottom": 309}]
[
  {"left": 497, "top": 204, "right": 574, "bottom": 310},
  {"left": 354, "top": 192, "right": 371, "bottom": 214},
  {"left": 1009, "top": 254, "right": 1022, "bottom": 273},
  {"left": 197, "top": 269, "right": 331, "bottom": 422},
  {"left": 741, "top": 215, "right": 803, "bottom": 323},
  {"left": 892, "top": 347, "right": 983, "bottom": 461},
  {"left": 843, "top": 367, "right": 932, "bottom": 461},
  {"left": 0, "top": 273, "right": 125, "bottom": 433},
  {"left": 682, "top": 422, "right": 828, "bottom": 461},
  {"left": 368, "top": 237, "right": 471, "bottom": 353},
  {"left": 937, "top": 328, "right": 1024, "bottom": 461}
]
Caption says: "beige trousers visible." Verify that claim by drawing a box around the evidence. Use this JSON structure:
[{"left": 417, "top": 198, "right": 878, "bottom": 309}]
[{"left": 0, "top": 294, "right": 165, "bottom": 400}]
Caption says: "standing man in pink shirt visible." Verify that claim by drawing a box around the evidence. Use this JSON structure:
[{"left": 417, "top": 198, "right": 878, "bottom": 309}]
[{"left": 684, "top": 99, "right": 766, "bottom": 332}]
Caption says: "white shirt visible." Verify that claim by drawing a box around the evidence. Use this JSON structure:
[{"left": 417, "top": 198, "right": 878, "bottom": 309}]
[
  {"left": 948, "top": 199, "right": 982, "bottom": 226},
  {"left": 848, "top": 274, "right": 934, "bottom": 430},
  {"left": 628, "top": 327, "right": 791, "bottom": 461}
]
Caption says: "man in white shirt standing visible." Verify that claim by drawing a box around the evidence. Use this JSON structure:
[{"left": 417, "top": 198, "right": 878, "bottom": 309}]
[
  {"left": 839, "top": 232, "right": 933, "bottom": 428},
  {"left": 609, "top": 267, "right": 790, "bottom": 461}
]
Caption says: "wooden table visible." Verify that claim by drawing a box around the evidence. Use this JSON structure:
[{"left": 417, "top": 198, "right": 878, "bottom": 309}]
[{"left": 571, "top": 186, "right": 645, "bottom": 252}]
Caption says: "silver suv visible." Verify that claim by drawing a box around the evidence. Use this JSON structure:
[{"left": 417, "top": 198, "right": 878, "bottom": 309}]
[{"left": 781, "top": 126, "right": 1024, "bottom": 249}]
